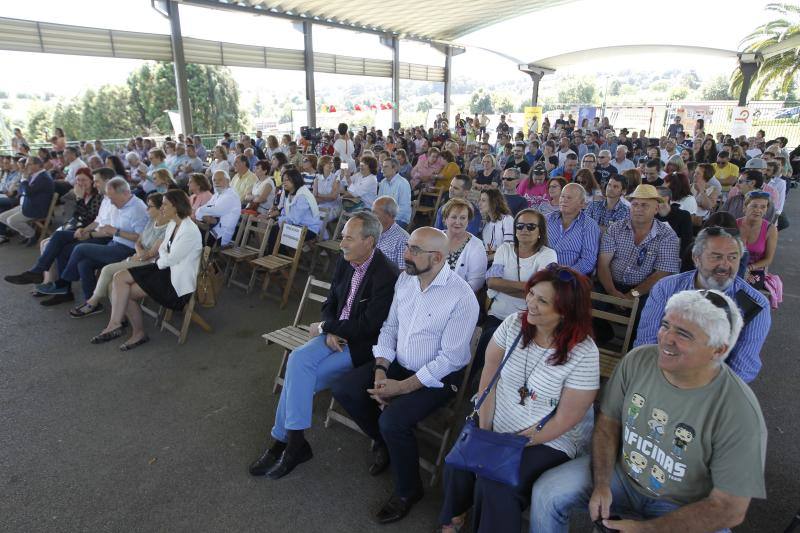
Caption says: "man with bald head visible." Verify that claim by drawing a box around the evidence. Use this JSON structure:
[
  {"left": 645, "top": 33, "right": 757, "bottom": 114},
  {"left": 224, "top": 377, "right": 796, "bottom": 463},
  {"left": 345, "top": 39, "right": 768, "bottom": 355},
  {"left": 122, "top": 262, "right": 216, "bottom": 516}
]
[
  {"left": 545, "top": 182, "right": 600, "bottom": 275},
  {"left": 332, "top": 226, "right": 479, "bottom": 525},
  {"left": 372, "top": 195, "right": 409, "bottom": 269}
]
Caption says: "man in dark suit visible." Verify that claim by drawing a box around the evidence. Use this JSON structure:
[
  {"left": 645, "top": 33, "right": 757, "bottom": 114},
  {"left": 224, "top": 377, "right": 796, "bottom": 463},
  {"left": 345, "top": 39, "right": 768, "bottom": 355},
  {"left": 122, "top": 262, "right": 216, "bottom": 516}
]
[
  {"left": 0, "top": 156, "right": 54, "bottom": 244},
  {"left": 249, "top": 210, "right": 399, "bottom": 480}
]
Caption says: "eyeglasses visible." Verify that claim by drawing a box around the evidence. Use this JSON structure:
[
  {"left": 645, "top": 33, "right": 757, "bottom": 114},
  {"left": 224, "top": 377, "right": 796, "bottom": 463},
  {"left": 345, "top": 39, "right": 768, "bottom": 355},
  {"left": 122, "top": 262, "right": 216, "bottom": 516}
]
[
  {"left": 636, "top": 247, "right": 649, "bottom": 267},
  {"left": 698, "top": 289, "right": 733, "bottom": 329},
  {"left": 405, "top": 243, "right": 436, "bottom": 256},
  {"left": 737, "top": 177, "right": 750, "bottom": 184},
  {"left": 515, "top": 222, "right": 539, "bottom": 231},
  {"left": 502, "top": 177, "right": 517, "bottom": 181},
  {"left": 546, "top": 263, "right": 577, "bottom": 287}
]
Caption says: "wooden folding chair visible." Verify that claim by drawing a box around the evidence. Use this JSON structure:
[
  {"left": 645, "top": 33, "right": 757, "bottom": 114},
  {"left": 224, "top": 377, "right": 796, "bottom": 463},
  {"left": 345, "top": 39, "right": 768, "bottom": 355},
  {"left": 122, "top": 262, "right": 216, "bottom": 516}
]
[
  {"left": 157, "top": 246, "right": 214, "bottom": 344},
  {"left": 33, "top": 192, "right": 59, "bottom": 244},
  {"left": 324, "top": 326, "right": 484, "bottom": 487},
  {"left": 308, "top": 211, "right": 354, "bottom": 276},
  {"left": 410, "top": 186, "right": 444, "bottom": 229},
  {"left": 219, "top": 216, "right": 274, "bottom": 292},
  {"left": 249, "top": 222, "right": 307, "bottom": 308},
  {"left": 590, "top": 291, "right": 641, "bottom": 378},
  {"left": 261, "top": 275, "right": 331, "bottom": 393}
]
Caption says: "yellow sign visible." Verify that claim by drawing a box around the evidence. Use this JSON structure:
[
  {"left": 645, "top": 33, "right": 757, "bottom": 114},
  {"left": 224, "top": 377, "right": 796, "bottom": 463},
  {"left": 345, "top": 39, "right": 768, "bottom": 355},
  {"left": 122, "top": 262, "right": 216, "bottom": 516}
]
[{"left": 524, "top": 106, "right": 543, "bottom": 134}]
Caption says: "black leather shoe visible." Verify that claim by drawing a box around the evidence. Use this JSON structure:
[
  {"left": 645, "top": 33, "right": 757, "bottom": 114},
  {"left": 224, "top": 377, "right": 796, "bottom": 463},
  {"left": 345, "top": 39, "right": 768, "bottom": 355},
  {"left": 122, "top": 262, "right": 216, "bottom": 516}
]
[
  {"left": 248, "top": 441, "right": 287, "bottom": 476},
  {"left": 369, "top": 444, "right": 390, "bottom": 476},
  {"left": 374, "top": 490, "right": 424, "bottom": 524},
  {"left": 5, "top": 271, "right": 44, "bottom": 285},
  {"left": 266, "top": 441, "right": 313, "bottom": 480}
]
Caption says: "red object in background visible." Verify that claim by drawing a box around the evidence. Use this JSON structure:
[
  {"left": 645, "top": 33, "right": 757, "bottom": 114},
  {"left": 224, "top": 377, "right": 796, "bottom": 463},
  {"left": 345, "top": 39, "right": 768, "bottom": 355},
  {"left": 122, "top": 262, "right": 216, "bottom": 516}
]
[{"left": 329, "top": 105, "right": 336, "bottom": 113}]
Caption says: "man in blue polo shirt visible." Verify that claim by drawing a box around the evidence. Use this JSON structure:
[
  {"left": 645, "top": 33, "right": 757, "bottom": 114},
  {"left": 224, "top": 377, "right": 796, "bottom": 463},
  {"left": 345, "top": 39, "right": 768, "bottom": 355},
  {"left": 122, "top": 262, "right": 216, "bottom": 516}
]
[
  {"left": 635, "top": 226, "right": 770, "bottom": 383},
  {"left": 545, "top": 183, "right": 600, "bottom": 275},
  {"left": 377, "top": 158, "right": 412, "bottom": 229}
]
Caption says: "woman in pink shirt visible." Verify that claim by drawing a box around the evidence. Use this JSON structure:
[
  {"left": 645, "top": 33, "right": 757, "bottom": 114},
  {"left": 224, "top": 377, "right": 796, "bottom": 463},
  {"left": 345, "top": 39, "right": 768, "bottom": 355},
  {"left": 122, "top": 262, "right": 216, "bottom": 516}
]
[{"left": 188, "top": 173, "right": 213, "bottom": 220}]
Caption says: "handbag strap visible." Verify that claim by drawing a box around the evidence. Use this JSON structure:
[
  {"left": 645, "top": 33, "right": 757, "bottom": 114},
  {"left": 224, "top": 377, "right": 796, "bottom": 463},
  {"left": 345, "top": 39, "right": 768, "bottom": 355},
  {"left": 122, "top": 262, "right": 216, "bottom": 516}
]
[
  {"left": 470, "top": 328, "right": 558, "bottom": 432},
  {"left": 472, "top": 330, "right": 524, "bottom": 415}
]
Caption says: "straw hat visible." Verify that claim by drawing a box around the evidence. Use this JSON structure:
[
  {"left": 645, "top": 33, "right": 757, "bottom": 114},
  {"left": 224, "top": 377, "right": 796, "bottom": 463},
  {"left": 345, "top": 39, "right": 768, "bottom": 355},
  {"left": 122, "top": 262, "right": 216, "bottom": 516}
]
[{"left": 627, "top": 184, "right": 665, "bottom": 203}]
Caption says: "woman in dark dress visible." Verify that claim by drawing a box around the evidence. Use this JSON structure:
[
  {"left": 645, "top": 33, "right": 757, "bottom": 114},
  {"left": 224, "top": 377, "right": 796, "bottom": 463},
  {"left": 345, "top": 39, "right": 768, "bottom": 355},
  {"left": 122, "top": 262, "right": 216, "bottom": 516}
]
[{"left": 90, "top": 190, "right": 202, "bottom": 350}]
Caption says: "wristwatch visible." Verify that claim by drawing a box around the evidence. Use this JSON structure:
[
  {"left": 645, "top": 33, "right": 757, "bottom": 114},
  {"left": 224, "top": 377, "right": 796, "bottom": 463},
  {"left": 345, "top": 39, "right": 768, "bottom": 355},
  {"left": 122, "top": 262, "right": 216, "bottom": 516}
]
[
  {"left": 317, "top": 321, "right": 325, "bottom": 335},
  {"left": 114, "top": 228, "right": 121, "bottom": 237}
]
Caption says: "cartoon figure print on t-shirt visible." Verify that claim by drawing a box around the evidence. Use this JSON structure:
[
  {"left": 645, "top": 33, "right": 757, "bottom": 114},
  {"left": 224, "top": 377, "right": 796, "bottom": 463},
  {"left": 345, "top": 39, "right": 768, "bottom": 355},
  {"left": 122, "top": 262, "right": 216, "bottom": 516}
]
[{"left": 621, "top": 392, "right": 697, "bottom": 497}]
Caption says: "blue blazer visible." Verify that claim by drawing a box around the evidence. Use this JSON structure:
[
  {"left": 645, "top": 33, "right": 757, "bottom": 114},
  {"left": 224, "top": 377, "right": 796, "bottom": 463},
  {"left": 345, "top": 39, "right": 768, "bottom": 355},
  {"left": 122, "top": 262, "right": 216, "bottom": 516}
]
[{"left": 19, "top": 171, "right": 55, "bottom": 219}]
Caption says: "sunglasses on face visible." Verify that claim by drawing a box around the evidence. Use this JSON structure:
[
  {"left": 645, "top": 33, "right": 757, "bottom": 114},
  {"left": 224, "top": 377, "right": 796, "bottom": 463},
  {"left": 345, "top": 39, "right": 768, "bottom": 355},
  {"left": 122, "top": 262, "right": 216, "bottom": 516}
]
[
  {"left": 515, "top": 222, "right": 539, "bottom": 231},
  {"left": 502, "top": 177, "right": 517, "bottom": 181}
]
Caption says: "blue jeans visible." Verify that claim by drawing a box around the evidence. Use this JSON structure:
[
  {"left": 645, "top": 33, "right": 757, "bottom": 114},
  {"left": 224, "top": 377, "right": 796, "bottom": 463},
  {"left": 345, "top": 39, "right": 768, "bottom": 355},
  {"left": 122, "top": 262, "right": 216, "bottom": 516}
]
[
  {"left": 32, "top": 230, "right": 76, "bottom": 273},
  {"left": 60, "top": 241, "right": 135, "bottom": 300},
  {"left": 271, "top": 335, "right": 353, "bottom": 442},
  {"left": 530, "top": 455, "right": 685, "bottom": 533}
]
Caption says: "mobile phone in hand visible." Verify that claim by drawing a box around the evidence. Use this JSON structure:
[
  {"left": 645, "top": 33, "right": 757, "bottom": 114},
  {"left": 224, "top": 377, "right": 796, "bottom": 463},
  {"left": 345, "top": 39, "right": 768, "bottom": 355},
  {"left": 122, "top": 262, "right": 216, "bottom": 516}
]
[
  {"left": 593, "top": 516, "right": 621, "bottom": 533},
  {"left": 340, "top": 162, "right": 347, "bottom": 170}
]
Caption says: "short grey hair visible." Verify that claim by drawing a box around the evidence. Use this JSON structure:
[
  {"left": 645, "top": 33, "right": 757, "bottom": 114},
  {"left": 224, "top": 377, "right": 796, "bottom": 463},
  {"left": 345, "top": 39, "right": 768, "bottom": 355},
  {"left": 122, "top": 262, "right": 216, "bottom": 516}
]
[
  {"left": 125, "top": 151, "right": 140, "bottom": 164},
  {"left": 372, "top": 195, "right": 399, "bottom": 218},
  {"left": 106, "top": 176, "right": 131, "bottom": 194},
  {"left": 664, "top": 290, "right": 743, "bottom": 357},
  {"left": 348, "top": 211, "right": 383, "bottom": 244},
  {"left": 212, "top": 170, "right": 231, "bottom": 182},
  {"left": 598, "top": 149, "right": 611, "bottom": 159},
  {"left": 504, "top": 167, "right": 521, "bottom": 180},
  {"left": 691, "top": 227, "right": 742, "bottom": 259},
  {"left": 616, "top": 145, "right": 628, "bottom": 154}
]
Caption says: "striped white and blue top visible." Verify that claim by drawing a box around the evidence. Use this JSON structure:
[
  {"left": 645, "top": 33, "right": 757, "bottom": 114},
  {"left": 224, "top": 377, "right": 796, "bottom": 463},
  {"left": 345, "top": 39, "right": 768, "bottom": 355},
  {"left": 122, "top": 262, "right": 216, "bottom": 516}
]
[
  {"left": 373, "top": 265, "right": 480, "bottom": 388},
  {"left": 545, "top": 210, "right": 600, "bottom": 275}
]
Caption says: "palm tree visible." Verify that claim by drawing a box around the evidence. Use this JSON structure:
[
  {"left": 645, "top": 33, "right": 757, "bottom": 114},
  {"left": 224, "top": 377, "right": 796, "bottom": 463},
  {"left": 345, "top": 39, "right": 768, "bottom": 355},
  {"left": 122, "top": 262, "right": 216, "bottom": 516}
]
[{"left": 730, "top": 3, "right": 800, "bottom": 99}]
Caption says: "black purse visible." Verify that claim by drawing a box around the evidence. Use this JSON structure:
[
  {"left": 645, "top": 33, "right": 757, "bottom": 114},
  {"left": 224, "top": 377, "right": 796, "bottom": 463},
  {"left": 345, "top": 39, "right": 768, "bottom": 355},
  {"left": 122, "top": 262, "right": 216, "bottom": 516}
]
[{"left": 445, "top": 330, "right": 555, "bottom": 487}]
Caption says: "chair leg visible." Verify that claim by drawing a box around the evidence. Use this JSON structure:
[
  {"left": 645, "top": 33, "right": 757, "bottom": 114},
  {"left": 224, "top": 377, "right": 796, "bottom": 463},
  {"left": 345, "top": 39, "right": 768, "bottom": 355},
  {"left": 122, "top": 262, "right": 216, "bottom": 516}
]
[
  {"left": 227, "top": 261, "right": 240, "bottom": 288},
  {"left": 272, "top": 349, "right": 289, "bottom": 394},
  {"left": 223, "top": 258, "right": 233, "bottom": 284},
  {"left": 246, "top": 267, "right": 259, "bottom": 294},
  {"left": 178, "top": 298, "right": 195, "bottom": 344},
  {"left": 190, "top": 312, "right": 212, "bottom": 333},
  {"left": 161, "top": 309, "right": 174, "bottom": 332},
  {"left": 259, "top": 268, "right": 272, "bottom": 299},
  {"left": 309, "top": 246, "right": 320, "bottom": 276},
  {"left": 280, "top": 265, "right": 299, "bottom": 309},
  {"left": 324, "top": 397, "right": 337, "bottom": 428}
]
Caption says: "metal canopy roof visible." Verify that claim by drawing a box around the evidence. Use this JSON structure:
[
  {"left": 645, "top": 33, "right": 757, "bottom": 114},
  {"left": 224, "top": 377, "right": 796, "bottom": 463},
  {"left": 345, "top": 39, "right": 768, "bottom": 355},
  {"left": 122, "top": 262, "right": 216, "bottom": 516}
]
[{"left": 182, "top": 0, "right": 576, "bottom": 42}]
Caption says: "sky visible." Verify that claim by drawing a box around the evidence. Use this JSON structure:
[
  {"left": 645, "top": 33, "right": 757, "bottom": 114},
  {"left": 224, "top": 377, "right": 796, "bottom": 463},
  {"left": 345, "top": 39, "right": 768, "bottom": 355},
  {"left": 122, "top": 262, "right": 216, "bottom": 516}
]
[{"left": 0, "top": 0, "right": 778, "bottom": 97}]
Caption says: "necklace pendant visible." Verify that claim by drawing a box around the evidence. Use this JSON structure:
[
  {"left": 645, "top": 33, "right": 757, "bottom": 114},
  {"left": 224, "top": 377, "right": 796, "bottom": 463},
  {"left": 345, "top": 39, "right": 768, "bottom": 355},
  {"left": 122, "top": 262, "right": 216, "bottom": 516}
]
[{"left": 518, "top": 386, "right": 530, "bottom": 405}]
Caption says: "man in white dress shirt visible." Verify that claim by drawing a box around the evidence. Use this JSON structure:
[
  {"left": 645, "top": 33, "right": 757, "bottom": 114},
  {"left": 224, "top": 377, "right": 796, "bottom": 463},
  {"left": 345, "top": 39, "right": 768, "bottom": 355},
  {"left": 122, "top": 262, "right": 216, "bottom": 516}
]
[
  {"left": 195, "top": 170, "right": 242, "bottom": 246},
  {"left": 332, "top": 226, "right": 479, "bottom": 525}
]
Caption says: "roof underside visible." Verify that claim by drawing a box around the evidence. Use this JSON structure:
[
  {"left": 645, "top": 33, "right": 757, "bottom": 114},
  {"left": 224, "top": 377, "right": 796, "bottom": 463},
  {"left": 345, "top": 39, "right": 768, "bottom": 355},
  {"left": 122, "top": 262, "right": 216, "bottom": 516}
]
[{"left": 193, "top": 0, "right": 576, "bottom": 42}]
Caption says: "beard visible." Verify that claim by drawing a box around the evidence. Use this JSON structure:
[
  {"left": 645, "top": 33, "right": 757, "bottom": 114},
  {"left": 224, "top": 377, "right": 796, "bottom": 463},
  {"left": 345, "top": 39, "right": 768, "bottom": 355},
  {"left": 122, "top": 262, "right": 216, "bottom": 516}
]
[
  {"left": 405, "top": 259, "right": 432, "bottom": 276},
  {"left": 697, "top": 268, "right": 735, "bottom": 291}
]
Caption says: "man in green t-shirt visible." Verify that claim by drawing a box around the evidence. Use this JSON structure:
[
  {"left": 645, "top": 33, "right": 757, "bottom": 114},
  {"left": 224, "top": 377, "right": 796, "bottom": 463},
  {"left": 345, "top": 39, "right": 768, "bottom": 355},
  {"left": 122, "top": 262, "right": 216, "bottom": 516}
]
[{"left": 530, "top": 289, "right": 767, "bottom": 532}]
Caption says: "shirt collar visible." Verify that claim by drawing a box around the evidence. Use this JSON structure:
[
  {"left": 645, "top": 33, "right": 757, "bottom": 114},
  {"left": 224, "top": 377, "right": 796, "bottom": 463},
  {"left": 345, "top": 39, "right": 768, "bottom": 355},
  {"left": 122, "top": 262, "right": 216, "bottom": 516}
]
[
  {"left": 417, "top": 262, "right": 451, "bottom": 292},
  {"left": 350, "top": 250, "right": 375, "bottom": 273}
]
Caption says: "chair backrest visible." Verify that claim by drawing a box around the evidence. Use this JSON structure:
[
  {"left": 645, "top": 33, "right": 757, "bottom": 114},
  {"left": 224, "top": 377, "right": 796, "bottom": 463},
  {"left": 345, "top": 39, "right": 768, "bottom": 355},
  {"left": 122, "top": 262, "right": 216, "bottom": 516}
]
[
  {"left": 292, "top": 275, "right": 332, "bottom": 327},
  {"left": 240, "top": 215, "right": 273, "bottom": 254},
  {"left": 231, "top": 213, "right": 250, "bottom": 247},
  {"left": 271, "top": 222, "right": 307, "bottom": 260},
  {"left": 330, "top": 211, "right": 356, "bottom": 241},
  {"left": 590, "top": 291, "right": 641, "bottom": 377}
]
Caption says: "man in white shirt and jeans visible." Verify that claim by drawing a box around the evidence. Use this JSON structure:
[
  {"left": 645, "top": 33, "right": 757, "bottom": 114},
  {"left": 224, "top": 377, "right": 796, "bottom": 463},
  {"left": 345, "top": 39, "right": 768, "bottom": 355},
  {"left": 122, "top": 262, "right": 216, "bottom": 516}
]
[{"left": 332, "top": 226, "right": 479, "bottom": 525}]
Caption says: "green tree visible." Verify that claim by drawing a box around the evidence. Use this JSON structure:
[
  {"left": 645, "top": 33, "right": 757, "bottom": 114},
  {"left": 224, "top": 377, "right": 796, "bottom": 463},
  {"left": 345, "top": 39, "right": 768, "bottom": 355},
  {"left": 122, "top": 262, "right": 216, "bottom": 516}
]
[
  {"left": 731, "top": 3, "right": 800, "bottom": 98},
  {"left": 469, "top": 89, "right": 494, "bottom": 114},
  {"left": 679, "top": 71, "right": 701, "bottom": 90},
  {"left": 557, "top": 77, "right": 597, "bottom": 104},
  {"left": 491, "top": 92, "right": 515, "bottom": 114},
  {"left": 127, "top": 62, "right": 243, "bottom": 134},
  {"left": 52, "top": 98, "right": 84, "bottom": 140},
  {"left": 417, "top": 99, "right": 433, "bottom": 113},
  {"left": 700, "top": 76, "right": 732, "bottom": 100},
  {"left": 80, "top": 85, "right": 136, "bottom": 139},
  {"left": 669, "top": 87, "right": 689, "bottom": 100},
  {"left": 26, "top": 103, "right": 54, "bottom": 142},
  {"left": 609, "top": 79, "right": 622, "bottom": 96}
]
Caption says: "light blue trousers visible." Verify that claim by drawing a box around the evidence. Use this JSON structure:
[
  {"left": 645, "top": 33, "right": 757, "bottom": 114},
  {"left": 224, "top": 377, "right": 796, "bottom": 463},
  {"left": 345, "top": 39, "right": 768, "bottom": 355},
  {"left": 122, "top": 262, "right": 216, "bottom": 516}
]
[
  {"left": 528, "top": 455, "right": 732, "bottom": 533},
  {"left": 270, "top": 335, "right": 353, "bottom": 442}
]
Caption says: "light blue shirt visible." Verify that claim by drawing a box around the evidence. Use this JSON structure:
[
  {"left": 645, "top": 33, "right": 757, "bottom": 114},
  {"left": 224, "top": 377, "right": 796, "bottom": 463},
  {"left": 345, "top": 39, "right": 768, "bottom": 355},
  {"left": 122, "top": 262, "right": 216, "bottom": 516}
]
[
  {"left": 634, "top": 271, "right": 770, "bottom": 383},
  {"left": 279, "top": 194, "right": 322, "bottom": 236},
  {"left": 377, "top": 173, "right": 412, "bottom": 224},
  {"left": 111, "top": 195, "right": 149, "bottom": 248},
  {"left": 545, "top": 210, "right": 600, "bottom": 275}
]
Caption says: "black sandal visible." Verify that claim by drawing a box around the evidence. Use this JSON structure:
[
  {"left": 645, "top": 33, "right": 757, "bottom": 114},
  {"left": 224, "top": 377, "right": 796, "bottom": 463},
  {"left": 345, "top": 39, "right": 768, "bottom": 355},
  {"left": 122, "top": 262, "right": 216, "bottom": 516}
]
[
  {"left": 70, "top": 302, "right": 104, "bottom": 318},
  {"left": 119, "top": 335, "right": 150, "bottom": 351},
  {"left": 90, "top": 326, "right": 125, "bottom": 344}
]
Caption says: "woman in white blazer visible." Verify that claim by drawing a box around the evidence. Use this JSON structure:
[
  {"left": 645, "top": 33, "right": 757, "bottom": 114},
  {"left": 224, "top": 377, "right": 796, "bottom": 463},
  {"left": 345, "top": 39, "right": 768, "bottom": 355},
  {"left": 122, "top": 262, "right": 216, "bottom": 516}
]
[
  {"left": 90, "top": 190, "right": 202, "bottom": 351},
  {"left": 441, "top": 198, "right": 488, "bottom": 292}
]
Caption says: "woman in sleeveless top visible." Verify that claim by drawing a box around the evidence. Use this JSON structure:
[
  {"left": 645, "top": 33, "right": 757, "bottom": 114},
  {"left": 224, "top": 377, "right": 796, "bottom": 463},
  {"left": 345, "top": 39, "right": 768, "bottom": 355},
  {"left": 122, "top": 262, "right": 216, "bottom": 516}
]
[{"left": 737, "top": 191, "right": 778, "bottom": 285}]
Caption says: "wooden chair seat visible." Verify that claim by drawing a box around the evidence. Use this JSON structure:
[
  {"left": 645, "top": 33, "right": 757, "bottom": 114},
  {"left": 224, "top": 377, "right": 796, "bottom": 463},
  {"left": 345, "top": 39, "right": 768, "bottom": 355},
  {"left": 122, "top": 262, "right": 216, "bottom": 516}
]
[
  {"left": 251, "top": 254, "right": 293, "bottom": 270},
  {"left": 262, "top": 325, "right": 311, "bottom": 352},
  {"left": 220, "top": 247, "right": 259, "bottom": 260},
  {"left": 316, "top": 240, "right": 342, "bottom": 252}
]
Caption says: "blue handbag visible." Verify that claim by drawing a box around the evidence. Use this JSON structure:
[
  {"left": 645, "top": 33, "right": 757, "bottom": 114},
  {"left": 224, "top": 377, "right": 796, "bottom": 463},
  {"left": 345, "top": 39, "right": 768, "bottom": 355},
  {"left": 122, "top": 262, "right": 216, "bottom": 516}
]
[{"left": 444, "top": 330, "right": 555, "bottom": 487}]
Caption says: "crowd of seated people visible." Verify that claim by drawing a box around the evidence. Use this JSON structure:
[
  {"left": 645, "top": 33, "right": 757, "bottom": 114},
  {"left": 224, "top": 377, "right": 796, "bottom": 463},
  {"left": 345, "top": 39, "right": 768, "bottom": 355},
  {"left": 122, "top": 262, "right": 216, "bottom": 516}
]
[{"left": 1, "top": 114, "right": 794, "bottom": 530}]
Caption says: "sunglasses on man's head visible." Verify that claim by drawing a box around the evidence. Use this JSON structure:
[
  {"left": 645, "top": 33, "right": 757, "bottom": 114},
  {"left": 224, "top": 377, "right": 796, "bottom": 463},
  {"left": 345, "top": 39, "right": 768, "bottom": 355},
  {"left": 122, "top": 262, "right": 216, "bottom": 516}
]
[{"left": 698, "top": 289, "right": 733, "bottom": 328}]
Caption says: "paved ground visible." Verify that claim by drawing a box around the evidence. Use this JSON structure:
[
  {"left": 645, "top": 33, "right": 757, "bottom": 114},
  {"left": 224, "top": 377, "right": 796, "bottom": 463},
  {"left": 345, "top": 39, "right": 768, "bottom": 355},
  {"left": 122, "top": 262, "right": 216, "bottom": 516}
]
[{"left": 1, "top": 196, "right": 798, "bottom": 532}]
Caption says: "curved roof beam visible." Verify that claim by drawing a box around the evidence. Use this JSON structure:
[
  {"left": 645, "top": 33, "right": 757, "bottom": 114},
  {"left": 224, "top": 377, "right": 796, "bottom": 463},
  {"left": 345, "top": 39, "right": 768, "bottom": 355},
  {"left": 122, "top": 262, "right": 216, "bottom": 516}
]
[{"left": 528, "top": 44, "right": 739, "bottom": 70}]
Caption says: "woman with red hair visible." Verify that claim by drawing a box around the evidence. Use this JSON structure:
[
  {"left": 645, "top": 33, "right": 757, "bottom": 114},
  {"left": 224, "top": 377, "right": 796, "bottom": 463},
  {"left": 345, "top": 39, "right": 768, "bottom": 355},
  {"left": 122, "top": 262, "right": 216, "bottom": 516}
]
[{"left": 437, "top": 265, "right": 599, "bottom": 533}]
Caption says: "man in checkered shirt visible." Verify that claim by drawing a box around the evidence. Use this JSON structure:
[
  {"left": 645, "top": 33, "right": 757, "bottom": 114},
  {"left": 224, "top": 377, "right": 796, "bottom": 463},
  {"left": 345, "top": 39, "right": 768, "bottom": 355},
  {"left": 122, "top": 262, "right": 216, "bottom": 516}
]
[{"left": 373, "top": 195, "right": 409, "bottom": 270}]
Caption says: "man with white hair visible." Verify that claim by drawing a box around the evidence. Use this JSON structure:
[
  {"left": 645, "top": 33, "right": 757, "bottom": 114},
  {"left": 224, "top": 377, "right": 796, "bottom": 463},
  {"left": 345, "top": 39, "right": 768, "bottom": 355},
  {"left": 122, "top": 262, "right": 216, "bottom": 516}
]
[
  {"left": 545, "top": 183, "right": 600, "bottom": 275},
  {"left": 611, "top": 145, "right": 634, "bottom": 173},
  {"left": 195, "top": 170, "right": 242, "bottom": 246},
  {"left": 125, "top": 151, "right": 148, "bottom": 186},
  {"left": 531, "top": 289, "right": 767, "bottom": 533},
  {"left": 635, "top": 226, "right": 770, "bottom": 383},
  {"left": 372, "top": 195, "right": 409, "bottom": 269}
]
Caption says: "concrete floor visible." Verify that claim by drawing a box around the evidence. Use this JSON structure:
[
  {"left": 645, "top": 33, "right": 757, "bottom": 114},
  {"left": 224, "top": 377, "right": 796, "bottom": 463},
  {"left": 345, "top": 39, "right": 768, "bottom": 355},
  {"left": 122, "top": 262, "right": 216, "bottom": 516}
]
[{"left": 1, "top": 195, "right": 798, "bottom": 532}]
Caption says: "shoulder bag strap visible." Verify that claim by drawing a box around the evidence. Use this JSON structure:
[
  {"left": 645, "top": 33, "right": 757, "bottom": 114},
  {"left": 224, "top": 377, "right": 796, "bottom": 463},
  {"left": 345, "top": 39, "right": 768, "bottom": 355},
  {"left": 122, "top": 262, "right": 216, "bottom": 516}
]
[{"left": 471, "top": 329, "right": 523, "bottom": 415}]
